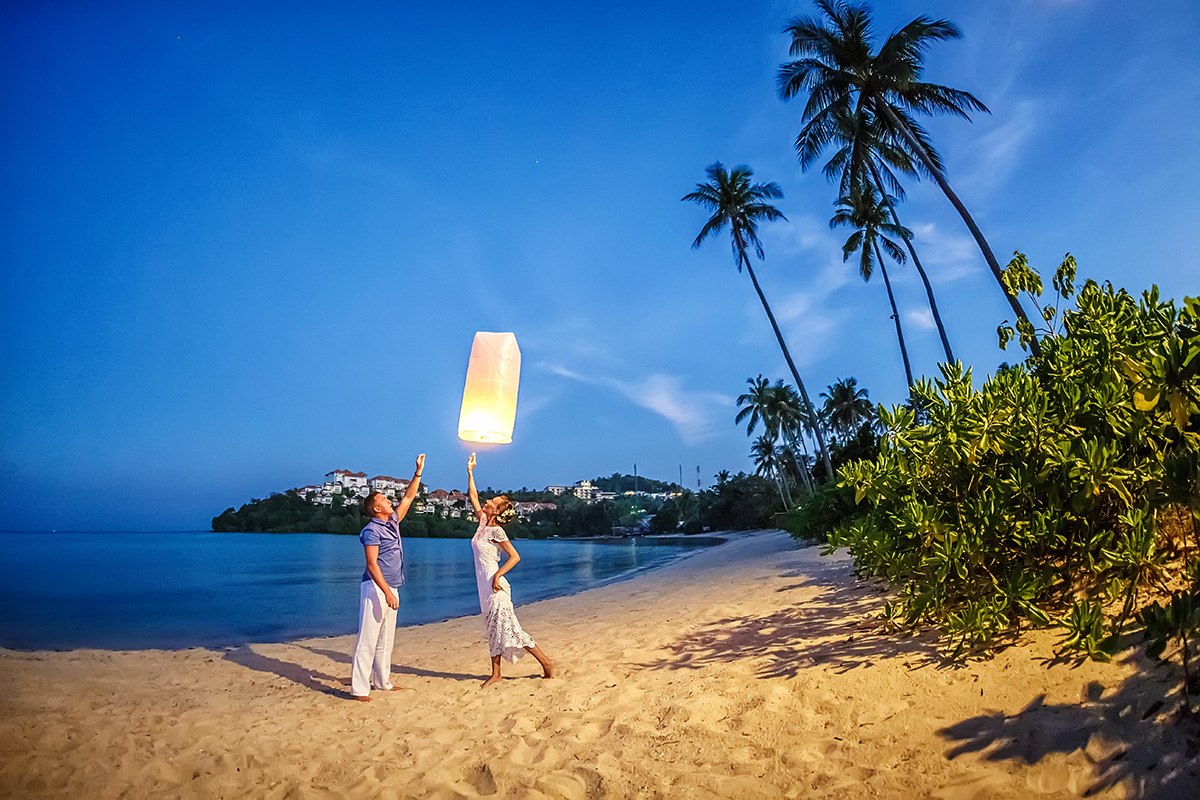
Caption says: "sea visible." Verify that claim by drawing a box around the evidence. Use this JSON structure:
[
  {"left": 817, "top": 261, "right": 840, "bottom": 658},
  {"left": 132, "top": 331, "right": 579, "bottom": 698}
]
[{"left": 0, "top": 531, "right": 722, "bottom": 650}]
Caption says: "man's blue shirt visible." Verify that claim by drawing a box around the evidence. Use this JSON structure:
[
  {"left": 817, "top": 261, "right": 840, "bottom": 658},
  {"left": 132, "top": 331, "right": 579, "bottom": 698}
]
[{"left": 360, "top": 513, "right": 405, "bottom": 587}]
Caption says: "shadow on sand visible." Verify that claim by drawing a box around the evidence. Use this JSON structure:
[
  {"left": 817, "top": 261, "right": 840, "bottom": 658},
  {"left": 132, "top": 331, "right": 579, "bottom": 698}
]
[
  {"left": 639, "top": 565, "right": 951, "bottom": 678},
  {"left": 644, "top": 553, "right": 1200, "bottom": 797},
  {"left": 937, "top": 658, "right": 1200, "bottom": 799},
  {"left": 221, "top": 644, "right": 355, "bottom": 700},
  {"left": 300, "top": 645, "right": 481, "bottom": 683}
]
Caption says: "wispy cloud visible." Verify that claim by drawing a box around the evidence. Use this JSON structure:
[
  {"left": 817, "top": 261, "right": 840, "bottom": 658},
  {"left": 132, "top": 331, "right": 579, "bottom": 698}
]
[
  {"left": 906, "top": 221, "right": 981, "bottom": 284},
  {"left": 771, "top": 288, "right": 845, "bottom": 369},
  {"left": 761, "top": 212, "right": 838, "bottom": 259},
  {"left": 746, "top": 224, "right": 856, "bottom": 368},
  {"left": 905, "top": 308, "right": 936, "bottom": 331},
  {"left": 957, "top": 99, "right": 1039, "bottom": 199},
  {"left": 540, "top": 362, "right": 732, "bottom": 445}
]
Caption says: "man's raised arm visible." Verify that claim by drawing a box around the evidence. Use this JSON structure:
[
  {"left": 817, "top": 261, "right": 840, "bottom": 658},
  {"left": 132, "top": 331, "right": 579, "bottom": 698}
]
[{"left": 394, "top": 453, "right": 425, "bottom": 521}]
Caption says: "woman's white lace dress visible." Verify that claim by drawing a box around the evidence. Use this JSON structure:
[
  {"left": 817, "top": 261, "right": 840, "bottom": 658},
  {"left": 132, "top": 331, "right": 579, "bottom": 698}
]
[{"left": 471, "top": 519, "right": 536, "bottom": 661}]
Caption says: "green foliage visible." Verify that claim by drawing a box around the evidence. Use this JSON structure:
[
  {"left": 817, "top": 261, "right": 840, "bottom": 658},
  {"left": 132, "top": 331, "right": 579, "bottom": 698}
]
[
  {"left": 589, "top": 473, "right": 679, "bottom": 494},
  {"left": 1139, "top": 590, "right": 1200, "bottom": 707},
  {"left": 779, "top": 481, "right": 857, "bottom": 542},
  {"left": 830, "top": 255, "right": 1200, "bottom": 664},
  {"left": 649, "top": 503, "right": 681, "bottom": 534},
  {"left": 520, "top": 497, "right": 623, "bottom": 538},
  {"left": 702, "top": 473, "right": 782, "bottom": 531},
  {"left": 211, "top": 492, "right": 365, "bottom": 534}
]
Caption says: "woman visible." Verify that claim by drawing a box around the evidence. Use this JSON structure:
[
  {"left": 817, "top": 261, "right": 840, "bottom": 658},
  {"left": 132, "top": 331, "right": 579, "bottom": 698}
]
[{"left": 467, "top": 452, "right": 555, "bottom": 687}]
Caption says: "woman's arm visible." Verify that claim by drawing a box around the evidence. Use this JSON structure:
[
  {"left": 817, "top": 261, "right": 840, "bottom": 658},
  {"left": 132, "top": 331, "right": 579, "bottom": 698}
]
[
  {"left": 394, "top": 453, "right": 425, "bottom": 522},
  {"left": 466, "top": 453, "right": 483, "bottom": 518},
  {"left": 491, "top": 539, "right": 521, "bottom": 592}
]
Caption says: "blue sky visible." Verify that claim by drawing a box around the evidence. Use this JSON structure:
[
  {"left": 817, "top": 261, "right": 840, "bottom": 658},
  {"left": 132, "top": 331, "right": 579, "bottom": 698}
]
[{"left": 2, "top": 0, "right": 1197, "bottom": 531}]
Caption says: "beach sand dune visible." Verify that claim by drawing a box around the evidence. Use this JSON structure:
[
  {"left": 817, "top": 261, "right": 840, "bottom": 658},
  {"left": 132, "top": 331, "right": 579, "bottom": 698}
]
[{"left": 1, "top": 531, "right": 1197, "bottom": 799}]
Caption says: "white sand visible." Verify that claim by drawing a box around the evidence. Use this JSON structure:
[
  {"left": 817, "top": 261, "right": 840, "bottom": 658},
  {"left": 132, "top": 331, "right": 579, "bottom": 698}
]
[{"left": 1, "top": 530, "right": 1196, "bottom": 799}]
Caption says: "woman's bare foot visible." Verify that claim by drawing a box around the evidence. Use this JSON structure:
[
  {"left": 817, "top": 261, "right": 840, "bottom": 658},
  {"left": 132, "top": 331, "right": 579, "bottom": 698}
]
[
  {"left": 526, "top": 645, "right": 555, "bottom": 678},
  {"left": 481, "top": 674, "right": 502, "bottom": 689}
]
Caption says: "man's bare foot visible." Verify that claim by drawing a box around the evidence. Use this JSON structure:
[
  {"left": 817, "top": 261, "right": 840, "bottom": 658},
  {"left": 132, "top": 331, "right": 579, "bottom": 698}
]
[
  {"left": 542, "top": 660, "right": 556, "bottom": 679},
  {"left": 384, "top": 685, "right": 415, "bottom": 692},
  {"left": 481, "top": 675, "right": 502, "bottom": 689},
  {"left": 352, "top": 695, "right": 371, "bottom": 702}
]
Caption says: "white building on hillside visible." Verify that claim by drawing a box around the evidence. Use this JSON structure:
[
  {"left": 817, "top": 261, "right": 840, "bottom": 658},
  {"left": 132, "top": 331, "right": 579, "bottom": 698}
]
[
  {"left": 326, "top": 469, "right": 368, "bottom": 490},
  {"left": 370, "top": 475, "right": 408, "bottom": 492}
]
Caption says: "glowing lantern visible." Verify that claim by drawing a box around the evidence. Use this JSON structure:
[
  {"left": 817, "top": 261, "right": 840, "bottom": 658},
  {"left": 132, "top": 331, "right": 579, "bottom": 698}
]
[{"left": 457, "top": 332, "right": 522, "bottom": 444}]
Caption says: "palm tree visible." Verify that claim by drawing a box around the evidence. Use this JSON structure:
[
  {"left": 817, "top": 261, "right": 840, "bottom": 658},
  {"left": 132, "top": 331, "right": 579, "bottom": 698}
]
[
  {"left": 778, "top": 0, "right": 1040, "bottom": 356},
  {"left": 735, "top": 375, "right": 774, "bottom": 438},
  {"left": 737, "top": 376, "right": 820, "bottom": 497},
  {"left": 821, "top": 377, "right": 875, "bottom": 438},
  {"left": 750, "top": 434, "right": 789, "bottom": 506},
  {"left": 809, "top": 103, "right": 955, "bottom": 363},
  {"left": 685, "top": 163, "right": 835, "bottom": 480},
  {"left": 737, "top": 376, "right": 804, "bottom": 502},
  {"left": 830, "top": 185, "right": 914, "bottom": 387},
  {"left": 767, "top": 381, "right": 816, "bottom": 496},
  {"left": 714, "top": 469, "right": 733, "bottom": 487}
]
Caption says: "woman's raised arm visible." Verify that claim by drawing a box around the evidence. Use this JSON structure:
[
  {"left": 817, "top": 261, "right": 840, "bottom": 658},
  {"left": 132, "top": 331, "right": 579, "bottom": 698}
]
[{"left": 466, "top": 453, "right": 483, "bottom": 518}]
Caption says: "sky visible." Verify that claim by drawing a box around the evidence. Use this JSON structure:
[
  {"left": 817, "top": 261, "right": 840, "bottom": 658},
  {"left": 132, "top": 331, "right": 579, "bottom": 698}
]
[{"left": 2, "top": 0, "right": 1198, "bottom": 531}]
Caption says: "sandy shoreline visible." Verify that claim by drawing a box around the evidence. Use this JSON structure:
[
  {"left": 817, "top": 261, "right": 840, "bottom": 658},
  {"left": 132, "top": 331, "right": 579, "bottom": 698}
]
[{"left": 1, "top": 530, "right": 1197, "bottom": 799}]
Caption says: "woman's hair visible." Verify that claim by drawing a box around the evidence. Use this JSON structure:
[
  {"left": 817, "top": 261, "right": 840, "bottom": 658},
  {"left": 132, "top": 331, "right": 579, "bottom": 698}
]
[
  {"left": 362, "top": 491, "right": 385, "bottom": 516},
  {"left": 491, "top": 494, "right": 516, "bottom": 524}
]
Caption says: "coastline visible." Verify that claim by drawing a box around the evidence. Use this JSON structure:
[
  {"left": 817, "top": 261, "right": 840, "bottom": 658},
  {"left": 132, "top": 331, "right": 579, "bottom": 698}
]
[
  {"left": 0, "top": 532, "right": 722, "bottom": 652},
  {"left": 2, "top": 530, "right": 1196, "bottom": 798}
]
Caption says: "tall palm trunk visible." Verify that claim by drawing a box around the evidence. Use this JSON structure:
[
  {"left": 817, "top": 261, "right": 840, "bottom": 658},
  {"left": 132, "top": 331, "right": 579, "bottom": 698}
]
[
  {"left": 873, "top": 241, "right": 915, "bottom": 387},
  {"left": 778, "top": 461, "right": 795, "bottom": 508},
  {"left": 874, "top": 101, "right": 1040, "bottom": 357},
  {"left": 787, "top": 434, "right": 814, "bottom": 497},
  {"left": 769, "top": 472, "right": 788, "bottom": 507},
  {"left": 866, "top": 159, "right": 955, "bottom": 363},
  {"left": 733, "top": 230, "right": 836, "bottom": 481}
]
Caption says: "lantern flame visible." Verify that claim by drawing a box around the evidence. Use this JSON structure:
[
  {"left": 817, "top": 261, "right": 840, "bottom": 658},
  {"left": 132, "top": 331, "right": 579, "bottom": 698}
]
[{"left": 457, "top": 332, "right": 521, "bottom": 444}]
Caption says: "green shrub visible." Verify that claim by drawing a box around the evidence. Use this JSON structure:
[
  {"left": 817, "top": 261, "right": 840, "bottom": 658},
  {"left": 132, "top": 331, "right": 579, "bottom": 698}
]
[
  {"left": 830, "top": 254, "right": 1199, "bottom": 666},
  {"left": 779, "top": 482, "right": 858, "bottom": 542}
]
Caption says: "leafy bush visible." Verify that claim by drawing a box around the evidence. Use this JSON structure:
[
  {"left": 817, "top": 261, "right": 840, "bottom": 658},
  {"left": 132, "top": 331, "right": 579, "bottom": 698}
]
[
  {"left": 830, "top": 254, "right": 1199, "bottom": 667},
  {"left": 779, "top": 481, "right": 858, "bottom": 542},
  {"left": 212, "top": 492, "right": 365, "bottom": 534},
  {"left": 702, "top": 473, "right": 782, "bottom": 530},
  {"left": 649, "top": 503, "right": 681, "bottom": 534}
]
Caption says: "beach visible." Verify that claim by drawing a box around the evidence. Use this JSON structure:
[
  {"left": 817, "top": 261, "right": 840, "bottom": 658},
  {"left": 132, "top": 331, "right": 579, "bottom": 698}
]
[{"left": 1, "top": 530, "right": 1196, "bottom": 799}]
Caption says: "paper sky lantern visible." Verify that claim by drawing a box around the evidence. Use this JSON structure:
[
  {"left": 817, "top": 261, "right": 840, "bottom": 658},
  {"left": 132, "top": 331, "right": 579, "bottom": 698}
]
[{"left": 457, "top": 332, "right": 522, "bottom": 444}]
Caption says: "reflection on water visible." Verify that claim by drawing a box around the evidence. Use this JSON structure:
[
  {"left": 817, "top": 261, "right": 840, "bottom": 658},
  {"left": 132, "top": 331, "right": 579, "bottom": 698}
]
[{"left": 0, "top": 531, "right": 720, "bottom": 650}]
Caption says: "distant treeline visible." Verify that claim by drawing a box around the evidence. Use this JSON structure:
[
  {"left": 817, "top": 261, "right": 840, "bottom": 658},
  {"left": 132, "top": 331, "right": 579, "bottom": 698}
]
[{"left": 211, "top": 472, "right": 780, "bottom": 537}]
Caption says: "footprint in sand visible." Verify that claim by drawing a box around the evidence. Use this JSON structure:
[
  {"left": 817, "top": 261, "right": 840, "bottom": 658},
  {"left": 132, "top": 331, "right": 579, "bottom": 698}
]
[
  {"left": 932, "top": 772, "right": 1011, "bottom": 800},
  {"left": 571, "top": 718, "right": 615, "bottom": 744},
  {"left": 535, "top": 769, "right": 589, "bottom": 799},
  {"left": 856, "top": 699, "right": 910, "bottom": 727}
]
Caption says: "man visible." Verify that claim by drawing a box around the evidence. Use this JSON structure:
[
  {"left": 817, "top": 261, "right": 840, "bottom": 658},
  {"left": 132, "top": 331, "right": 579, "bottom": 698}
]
[{"left": 351, "top": 453, "right": 424, "bottom": 701}]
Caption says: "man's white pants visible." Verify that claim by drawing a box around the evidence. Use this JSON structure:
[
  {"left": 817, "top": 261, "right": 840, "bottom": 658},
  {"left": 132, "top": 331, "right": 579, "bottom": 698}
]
[{"left": 351, "top": 580, "right": 398, "bottom": 697}]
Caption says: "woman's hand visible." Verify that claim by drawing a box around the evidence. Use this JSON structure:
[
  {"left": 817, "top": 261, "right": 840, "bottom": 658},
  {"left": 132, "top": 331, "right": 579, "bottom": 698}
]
[
  {"left": 467, "top": 452, "right": 477, "bottom": 472},
  {"left": 491, "top": 575, "right": 505, "bottom": 593},
  {"left": 414, "top": 453, "right": 426, "bottom": 474}
]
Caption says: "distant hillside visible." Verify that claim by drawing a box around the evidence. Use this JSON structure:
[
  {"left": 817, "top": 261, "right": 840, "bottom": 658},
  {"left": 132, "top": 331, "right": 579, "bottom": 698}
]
[{"left": 588, "top": 473, "right": 681, "bottom": 494}]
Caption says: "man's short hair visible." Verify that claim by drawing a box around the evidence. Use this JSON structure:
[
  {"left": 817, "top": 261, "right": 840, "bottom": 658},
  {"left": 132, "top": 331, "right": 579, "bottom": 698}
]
[{"left": 362, "top": 491, "right": 384, "bottom": 515}]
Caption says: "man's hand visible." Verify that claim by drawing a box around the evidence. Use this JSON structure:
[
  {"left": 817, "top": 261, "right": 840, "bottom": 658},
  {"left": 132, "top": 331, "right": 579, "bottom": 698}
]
[
  {"left": 385, "top": 588, "right": 399, "bottom": 610},
  {"left": 467, "top": 452, "right": 477, "bottom": 472},
  {"left": 414, "top": 453, "right": 426, "bottom": 474}
]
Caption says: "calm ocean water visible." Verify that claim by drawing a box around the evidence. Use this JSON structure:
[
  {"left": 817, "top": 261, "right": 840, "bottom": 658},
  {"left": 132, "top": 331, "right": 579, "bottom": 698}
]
[{"left": 0, "top": 531, "right": 720, "bottom": 650}]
